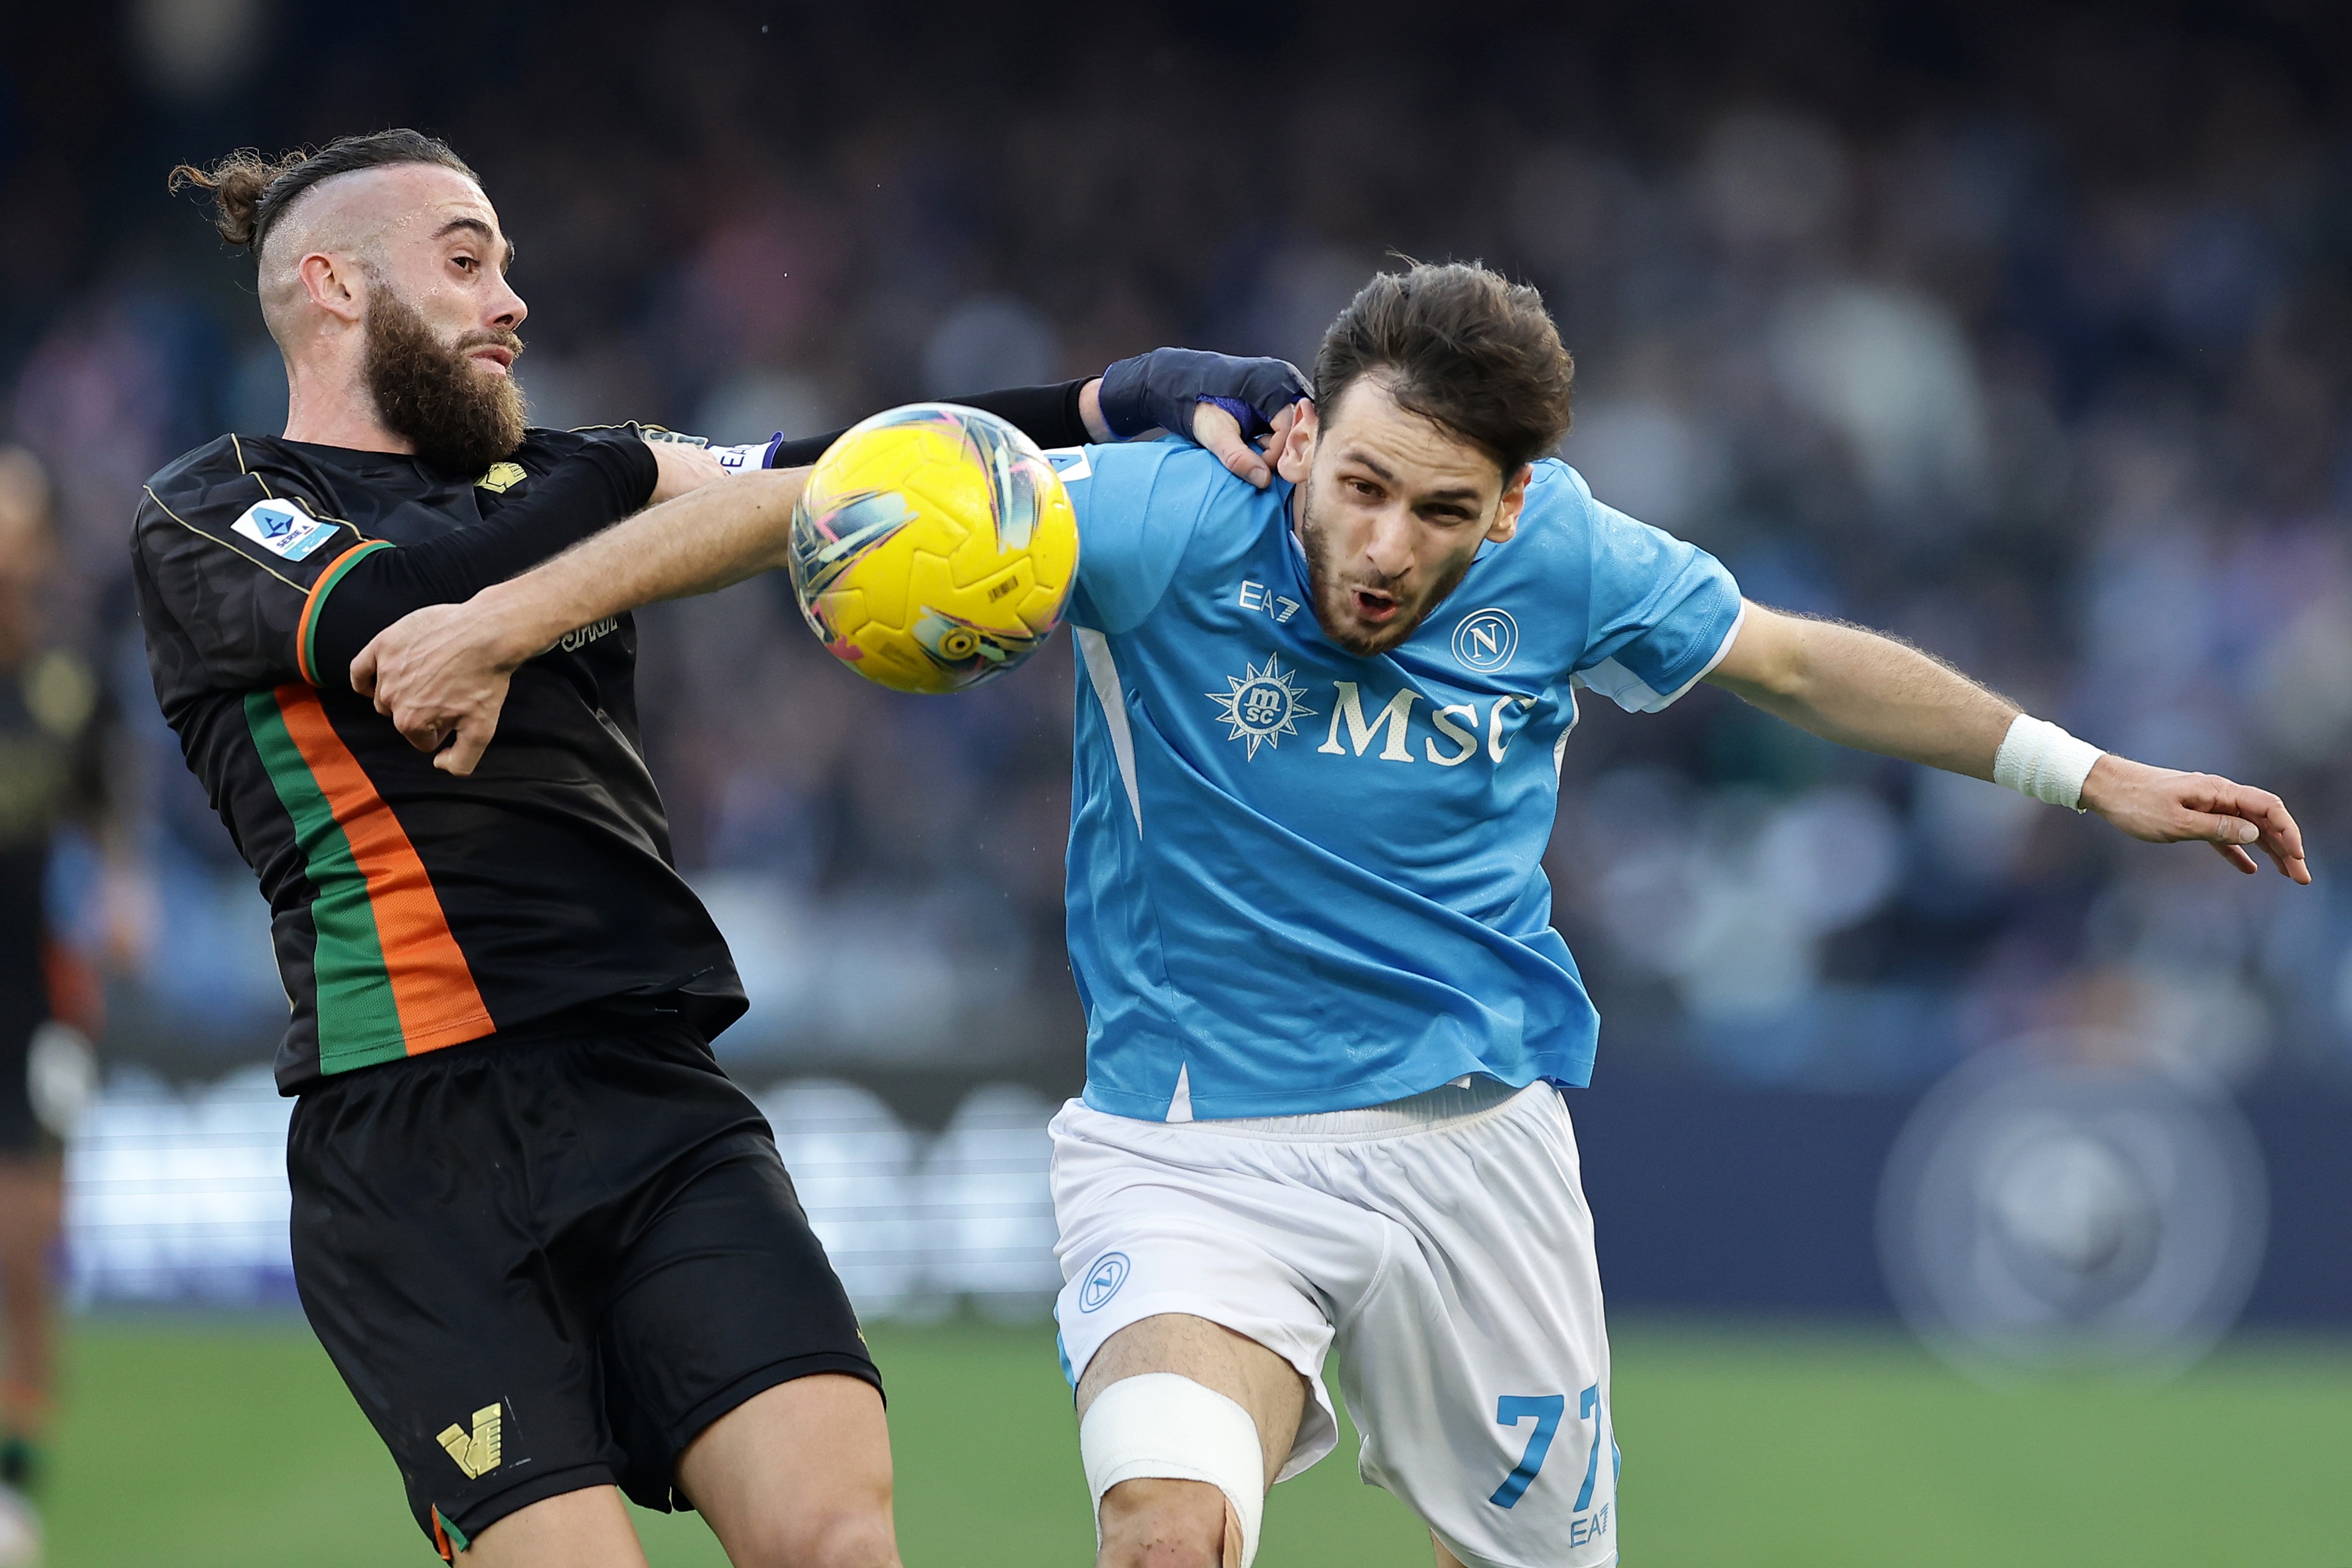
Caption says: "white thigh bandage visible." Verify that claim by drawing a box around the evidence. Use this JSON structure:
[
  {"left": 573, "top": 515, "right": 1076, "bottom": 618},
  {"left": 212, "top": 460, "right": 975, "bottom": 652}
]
[
  {"left": 1081, "top": 1373, "right": 1266, "bottom": 1568},
  {"left": 1993, "top": 714, "right": 2103, "bottom": 811}
]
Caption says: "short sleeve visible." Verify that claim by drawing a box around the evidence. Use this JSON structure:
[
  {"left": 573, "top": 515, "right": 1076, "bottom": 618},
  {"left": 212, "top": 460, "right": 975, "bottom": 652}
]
[
  {"left": 133, "top": 451, "right": 370, "bottom": 694},
  {"left": 1569, "top": 485, "right": 1744, "bottom": 713},
  {"left": 1055, "top": 442, "right": 1221, "bottom": 635}
]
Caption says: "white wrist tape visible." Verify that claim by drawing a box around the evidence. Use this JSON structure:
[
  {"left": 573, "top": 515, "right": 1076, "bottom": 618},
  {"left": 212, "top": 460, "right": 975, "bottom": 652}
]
[
  {"left": 641, "top": 427, "right": 779, "bottom": 475},
  {"left": 1081, "top": 1373, "right": 1265, "bottom": 1568},
  {"left": 708, "top": 437, "right": 780, "bottom": 475},
  {"left": 1993, "top": 714, "right": 2103, "bottom": 812}
]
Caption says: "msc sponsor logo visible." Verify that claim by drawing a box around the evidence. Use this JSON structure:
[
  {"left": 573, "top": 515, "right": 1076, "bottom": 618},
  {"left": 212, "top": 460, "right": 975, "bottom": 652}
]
[
  {"left": 1212, "top": 659, "right": 1545, "bottom": 768},
  {"left": 1079, "top": 1252, "right": 1130, "bottom": 1312},
  {"left": 1319, "top": 682, "right": 1538, "bottom": 766},
  {"left": 230, "top": 498, "right": 337, "bottom": 562},
  {"left": 1208, "top": 656, "right": 1318, "bottom": 759},
  {"left": 1451, "top": 607, "right": 1519, "bottom": 672}
]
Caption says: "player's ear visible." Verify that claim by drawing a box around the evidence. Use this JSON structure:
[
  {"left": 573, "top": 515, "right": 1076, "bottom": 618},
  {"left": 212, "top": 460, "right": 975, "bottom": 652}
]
[
  {"left": 1274, "top": 400, "right": 1318, "bottom": 484},
  {"left": 298, "top": 252, "right": 366, "bottom": 325},
  {"left": 1486, "top": 463, "right": 1532, "bottom": 543}
]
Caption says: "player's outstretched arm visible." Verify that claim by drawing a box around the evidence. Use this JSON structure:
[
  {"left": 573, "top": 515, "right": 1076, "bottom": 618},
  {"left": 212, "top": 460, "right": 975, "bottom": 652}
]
[
  {"left": 758, "top": 352, "right": 1310, "bottom": 488},
  {"left": 1702, "top": 601, "right": 2310, "bottom": 884},
  {"left": 353, "top": 466, "right": 811, "bottom": 775},
  {"left": 355, "top": 354, "right": 1309, "bottom": 776}
]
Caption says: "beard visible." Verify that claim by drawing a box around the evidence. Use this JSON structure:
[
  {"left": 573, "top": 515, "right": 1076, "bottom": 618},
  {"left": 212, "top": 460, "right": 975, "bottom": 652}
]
[
  {"left": 362, "top": 287, "right": 526, "bottom": 476},
  {"left": 1294, "top": 477, "right": 1480, "bottom": 657}
]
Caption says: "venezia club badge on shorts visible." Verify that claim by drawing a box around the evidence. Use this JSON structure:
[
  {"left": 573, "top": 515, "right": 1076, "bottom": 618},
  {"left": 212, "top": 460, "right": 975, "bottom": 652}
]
[{"left": 1079, "top": 1253, "right": 1131, "bottom": 1312}]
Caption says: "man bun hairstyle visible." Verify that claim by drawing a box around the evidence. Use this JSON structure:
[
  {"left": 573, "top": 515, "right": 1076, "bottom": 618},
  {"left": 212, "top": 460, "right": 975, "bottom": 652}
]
[
  {"left": 168, "top": 129, "right": 477, "bottom": 254},
  {"left": 1313, "top": 262, "right": 1575, "bottom": 475}
]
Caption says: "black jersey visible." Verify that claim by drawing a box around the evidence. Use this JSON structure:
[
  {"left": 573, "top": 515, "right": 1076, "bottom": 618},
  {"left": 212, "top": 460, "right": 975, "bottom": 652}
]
[{"left": 132, "top": 429, "right": 745, "bottom": 1093}]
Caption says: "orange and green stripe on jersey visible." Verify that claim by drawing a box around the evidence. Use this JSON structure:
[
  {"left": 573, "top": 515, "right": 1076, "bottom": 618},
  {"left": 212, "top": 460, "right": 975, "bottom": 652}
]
[
  {"left": 245, "top": 684, "right": 492, "bottom": 1072},
  {"left": 296, "top": 539, "right": 394, "bottom": 686}
]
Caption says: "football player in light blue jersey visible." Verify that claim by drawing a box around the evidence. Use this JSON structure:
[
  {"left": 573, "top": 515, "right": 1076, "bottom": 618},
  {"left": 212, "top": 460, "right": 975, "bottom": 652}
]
[
  {"left": 1051, "top": 400, "right": 1737, "bottom": 1121},
  {"left": 354, "top": 264, "right": 2307, "bottom": 1568},
  {"left": 1028, "top": 266, "right": 2302, "bottom": 1568}
]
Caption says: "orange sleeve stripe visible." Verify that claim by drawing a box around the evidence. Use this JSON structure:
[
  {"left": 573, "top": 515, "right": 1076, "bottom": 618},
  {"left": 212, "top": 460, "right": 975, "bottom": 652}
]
[
  {"left": 295, "top": 540, "right": 394, "bottom": 687},
  {"left": 274, "top": 687, "right": 491, "bottom": 1054}
]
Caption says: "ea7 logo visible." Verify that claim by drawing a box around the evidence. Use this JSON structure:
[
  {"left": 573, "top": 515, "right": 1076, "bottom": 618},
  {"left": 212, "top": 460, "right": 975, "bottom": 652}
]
[{"left": 1235, "top": 579, "right": 1301, "bottom": 624}]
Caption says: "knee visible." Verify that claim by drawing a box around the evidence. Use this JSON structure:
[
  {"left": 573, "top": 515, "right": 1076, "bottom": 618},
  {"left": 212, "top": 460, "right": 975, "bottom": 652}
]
[
  {"left": 803, "top": 1510, "right": 900, "bottom": 1568},
  {"left": 734, "top": 1505, "right": 900, "bottom": 1568},
  {"left": 1097, "top": 1478, "right": 1229, "bottom": 1568}
]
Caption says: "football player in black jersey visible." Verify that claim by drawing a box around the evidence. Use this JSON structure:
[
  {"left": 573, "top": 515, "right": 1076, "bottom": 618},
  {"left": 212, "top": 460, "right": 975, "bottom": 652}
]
[
  {"left": 0, "top": 447, "right": 116, "bottom": 1563},
  {"left": 137, "top": 129, "right": 1306, "bottom": 1567}
]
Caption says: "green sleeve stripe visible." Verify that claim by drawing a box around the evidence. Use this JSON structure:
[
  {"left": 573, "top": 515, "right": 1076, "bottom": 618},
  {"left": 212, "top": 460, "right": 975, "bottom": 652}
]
[
  {"left": 296, "top": 540, "right": 394, "bottom": 688},
  {"left": 242, "top": 690, "right": 409, "bottom": 1071}
]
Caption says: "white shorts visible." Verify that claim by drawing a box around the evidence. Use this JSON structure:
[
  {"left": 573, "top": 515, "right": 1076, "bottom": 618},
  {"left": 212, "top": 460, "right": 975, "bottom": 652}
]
[{"left": 1051, "top": 1078, "right": 1618, "bottom": 1568}]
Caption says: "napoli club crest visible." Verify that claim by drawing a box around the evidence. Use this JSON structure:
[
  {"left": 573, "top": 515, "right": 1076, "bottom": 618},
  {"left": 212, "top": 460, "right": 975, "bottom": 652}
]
[
  {"left": 1451, "top": 607, "right": 1520, "bottom": 673},
  {"left": 1208, "top": 655, "right": 1317, "bottom": 759},
  {"left": 1079, "top": 1252, "right": 1131, "bottom": 1312}
]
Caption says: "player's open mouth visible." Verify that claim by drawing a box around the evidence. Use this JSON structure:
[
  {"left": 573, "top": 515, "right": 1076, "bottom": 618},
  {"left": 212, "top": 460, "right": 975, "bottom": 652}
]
[
  {"left": 468, "top": 346, "right": 514, "bottom": 374},
  {"left": 1354, "top": 588, "right": 1399, "bottom": 622}
]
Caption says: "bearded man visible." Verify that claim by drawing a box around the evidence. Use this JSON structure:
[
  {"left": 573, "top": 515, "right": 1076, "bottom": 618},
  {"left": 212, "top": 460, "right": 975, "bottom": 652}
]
[{"left": 131, "top": 129, "right": 1304, "bottom": 1567}]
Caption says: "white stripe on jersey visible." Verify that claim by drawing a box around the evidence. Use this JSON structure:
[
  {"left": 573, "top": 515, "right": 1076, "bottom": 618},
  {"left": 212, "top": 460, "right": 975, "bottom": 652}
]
[{"left": 1077, "top": 628, "right": 1143, "bottom": 834}]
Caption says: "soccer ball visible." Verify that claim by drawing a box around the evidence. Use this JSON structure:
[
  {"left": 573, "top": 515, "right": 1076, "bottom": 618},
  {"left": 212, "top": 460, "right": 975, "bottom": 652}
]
[{"left": 787, "top": 403, "right": 1080, "bottom": 694}]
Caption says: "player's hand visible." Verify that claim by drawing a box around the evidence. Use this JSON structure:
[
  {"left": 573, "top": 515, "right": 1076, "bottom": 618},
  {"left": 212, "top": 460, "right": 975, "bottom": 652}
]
[
  {"left": 351, "top": 599, "right": 530, "bottom": 777},
  {"left": 1192, "top": 398, "right": 1304, "bottom": 489},
  {"left": 1097, "top": 349, "right": 1310, "bottom": 451},
  {"left": 2079, "top": 755, "right": 2311, "bottom": 883}
]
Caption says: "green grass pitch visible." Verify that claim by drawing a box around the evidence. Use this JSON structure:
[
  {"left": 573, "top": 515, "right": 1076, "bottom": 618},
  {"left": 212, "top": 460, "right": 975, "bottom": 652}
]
[{"left": 37, "top": 1317, "right": 2352, "bottom": 1565}]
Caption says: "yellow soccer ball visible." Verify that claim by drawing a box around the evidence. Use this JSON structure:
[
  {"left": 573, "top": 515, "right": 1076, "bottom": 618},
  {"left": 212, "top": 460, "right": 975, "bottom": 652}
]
[{"left": 787, "top": 403, "right": 1080, "bottom": 694}]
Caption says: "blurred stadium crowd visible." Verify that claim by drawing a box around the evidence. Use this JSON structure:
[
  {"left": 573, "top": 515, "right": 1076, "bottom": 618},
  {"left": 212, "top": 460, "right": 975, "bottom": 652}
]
[{"left": 7, "top": 0, "right": 2352, "bottom": 1099}]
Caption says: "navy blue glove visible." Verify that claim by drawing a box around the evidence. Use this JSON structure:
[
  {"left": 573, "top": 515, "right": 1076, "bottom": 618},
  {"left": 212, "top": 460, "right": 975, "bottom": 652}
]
[{"left": 1097, "top": 349, "right": 1309, "bottom": 442}]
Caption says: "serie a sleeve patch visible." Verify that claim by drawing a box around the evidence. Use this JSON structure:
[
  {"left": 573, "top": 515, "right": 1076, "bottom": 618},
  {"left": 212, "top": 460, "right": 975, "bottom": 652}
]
[{"left": 230, "top": 496, "right": 340, "bottom": 562}]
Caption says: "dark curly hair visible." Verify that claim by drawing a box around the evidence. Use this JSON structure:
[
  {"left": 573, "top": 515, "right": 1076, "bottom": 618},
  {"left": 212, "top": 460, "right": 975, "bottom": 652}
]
[
  {"left": 1314, "top": 262, "right": 1576, "bottom": 474},
  {"left": 168, "top": 129, "right": 477, "bottom": 254}
]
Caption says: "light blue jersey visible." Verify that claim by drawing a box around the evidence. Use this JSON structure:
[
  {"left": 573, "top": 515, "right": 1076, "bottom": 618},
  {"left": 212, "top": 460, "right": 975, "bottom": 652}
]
[{"left": 1054, "top": 441, "right": 1743, "bottom": 1120}]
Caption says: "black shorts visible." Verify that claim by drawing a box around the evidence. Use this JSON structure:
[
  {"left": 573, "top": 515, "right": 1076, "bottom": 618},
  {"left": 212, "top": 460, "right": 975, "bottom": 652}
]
[
  {"left": 0, "top": 1009, "right": 40, "bottom": 1156},
  {"left": 287, "top": 1018, "right": 878, "bottom": 1557}
]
